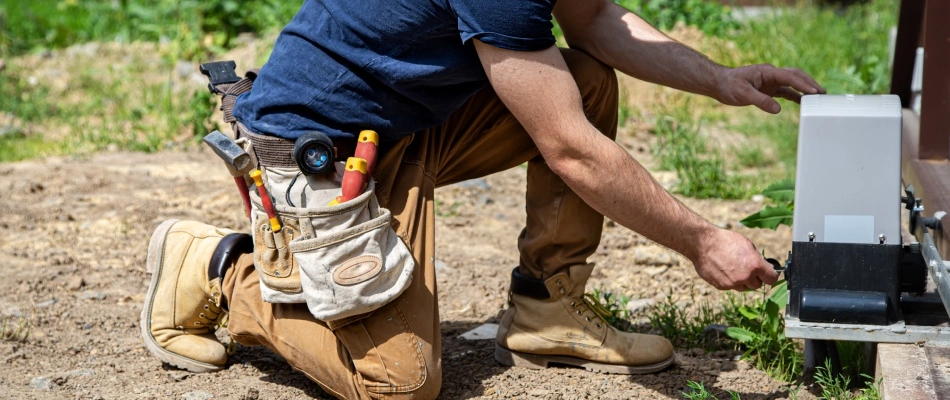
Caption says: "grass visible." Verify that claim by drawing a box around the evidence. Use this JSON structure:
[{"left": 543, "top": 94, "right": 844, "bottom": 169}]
[
  {"left": 649, "top": 98, "right": 755, "bottom": 199},
  {"left": 1, "top": 313, "right": 33, "bottom": 342},
  {"left": 644, "top": 288, "right": 733, "bottom": 350},
  {"left": 0, "top": 0, "right": 300, "bottom": 60}
]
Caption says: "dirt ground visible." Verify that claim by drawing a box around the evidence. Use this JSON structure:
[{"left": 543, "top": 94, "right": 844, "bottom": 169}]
[{"left": 0, "top": 132, "right": 803, "bottom": 399}]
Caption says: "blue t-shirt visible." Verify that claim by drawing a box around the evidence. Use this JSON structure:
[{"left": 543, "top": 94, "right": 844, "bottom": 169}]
[{"left": 232, "top": 0, "right": 557, "bottom": 143}]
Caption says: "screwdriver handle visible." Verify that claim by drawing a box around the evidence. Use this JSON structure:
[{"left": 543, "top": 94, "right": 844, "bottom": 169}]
[
  {"left": 354, "top": 130, "right": 379, "bottom": 176},
  {"left": 250, "top": 170, "right": 281, "bottom": 232},
  {"left": 340, "top": 157, "right": 369, "bottom": 202}
]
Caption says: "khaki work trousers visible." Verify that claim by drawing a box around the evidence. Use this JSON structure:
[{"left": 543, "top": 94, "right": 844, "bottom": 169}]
[{"left": 223, "top": 48, "right": 619, "bottom": 399}]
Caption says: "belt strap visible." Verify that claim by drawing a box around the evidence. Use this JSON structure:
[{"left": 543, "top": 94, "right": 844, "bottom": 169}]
[{"left": 237, "top": 123, "right": 357, "bottom": 168}]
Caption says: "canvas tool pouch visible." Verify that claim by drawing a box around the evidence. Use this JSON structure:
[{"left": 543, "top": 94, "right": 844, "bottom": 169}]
[
  {"left": 248, "top": 164, "right": 415, "bottom": 322},
  {"left": 205, "top": 61, "right": 413, "bottom": 322}
]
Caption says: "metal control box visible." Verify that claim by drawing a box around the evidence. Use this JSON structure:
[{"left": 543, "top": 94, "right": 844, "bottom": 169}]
[
  {"left": 792, "top": 94, "right": 903, "bottom": 245},
  {"left": 787, "top": 94, "right": 904, "bottom": 326}
]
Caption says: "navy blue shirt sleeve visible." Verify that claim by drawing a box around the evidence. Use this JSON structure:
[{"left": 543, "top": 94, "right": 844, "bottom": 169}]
[{"left": 452, "top": 0, "right": 556, "bottom": 51}]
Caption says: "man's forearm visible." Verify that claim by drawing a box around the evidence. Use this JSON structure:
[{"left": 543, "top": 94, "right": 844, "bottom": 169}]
[
  {"left": 548, "top": 126, "right": 717, "bottom": 263},
  {"left": 556, "top": 1, "right": 725, "bottom": 100}
]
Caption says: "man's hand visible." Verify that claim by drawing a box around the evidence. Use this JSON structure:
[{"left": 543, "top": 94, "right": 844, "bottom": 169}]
[
  {"left": 692, "top": 228, "right": 779, "bottom": 291},
  {"left": 715, "top": 64, "right": 826, "bottom": 114}
]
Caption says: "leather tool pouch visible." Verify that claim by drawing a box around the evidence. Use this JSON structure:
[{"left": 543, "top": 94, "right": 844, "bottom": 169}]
[{"left": 248, "top": 166, "right": 415, "bottom": 322}]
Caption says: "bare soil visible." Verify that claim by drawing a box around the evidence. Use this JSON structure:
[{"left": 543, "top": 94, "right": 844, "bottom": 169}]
[{"left": 0, "top": 142, "right": 803, "bottom": 399}]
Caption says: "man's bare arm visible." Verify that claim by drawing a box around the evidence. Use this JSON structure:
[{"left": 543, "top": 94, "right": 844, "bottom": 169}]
[
  {"left": 553, "top": 0, "right": 825, "bottom": 113},
  {"left": 473, "top": 40, "right": 777, "bottom": 290}
]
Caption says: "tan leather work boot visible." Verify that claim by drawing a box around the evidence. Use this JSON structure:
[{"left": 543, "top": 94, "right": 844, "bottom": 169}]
[
  {"left": 140, "top": 219, "right": 250, "bottom": 373},
  {"left": 495, "top": 263, "right": 675, "bottom": 374}
]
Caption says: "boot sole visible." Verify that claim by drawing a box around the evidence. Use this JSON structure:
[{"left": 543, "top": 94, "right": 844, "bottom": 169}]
[
  {"left": 495, "top": 344, "right": 675, "bottom": 375},
  {"left": 140, "top": 219, "right": 224, "bottom": 373}
]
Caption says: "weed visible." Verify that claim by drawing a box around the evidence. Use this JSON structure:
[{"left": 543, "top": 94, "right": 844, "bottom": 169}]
[
  {"left": 646, "top": 288, "right": 731, "bottom": 350},
  {"left": 682, "top": 381, "right": 716, "bottom": 400},
  {"left": 740, "top": 179, "right": 795, "bottom": 230},
  {"left": 434, "top": 200, "right": 462, "bottom": 217},
  {"left": 681, "top": 381, "right": 741, "bottom": 400},
  {"left": 724, "top": 281, "right": 803, "bottom": 382},
  {"left": 650, "top": 100, "right": 751, "bottom": 199},
  {"left": 814, "top": 358, "right": 881, "bottom": 400},
  {"left": 589, "top": 288, "right": 633, "bottom": 331},
  {"left": 1, "top": 313, "right": 33, "bottom": 342}
]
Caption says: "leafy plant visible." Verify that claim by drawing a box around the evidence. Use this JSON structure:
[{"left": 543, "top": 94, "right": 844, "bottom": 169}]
[
  {"left": 682, "top": 381, "right": 741, "bottom": 400},
  {"left": 814, "top": 358, "right": 882, "bottom": 400},
  {"left": 589, "top": 288, "right": 632, "bottom": 331},
  {"left": 614, "top": 0, "right": 739, "bottom": 37},
  {"left": 740, "top": 179, "right": 795, "bottom": 229},
  {"left": 724, "top": 281, "right": 803, "bottom": 382},
  {"left": 646, "top": 289, "right": 731, "bottom": 350}
]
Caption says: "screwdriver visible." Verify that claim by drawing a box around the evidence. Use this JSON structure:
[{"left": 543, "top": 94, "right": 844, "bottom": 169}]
[
  {"left": 355, "top": 130, "right": 379, "bottom": 176},
  {"left": 328, "top": 157, "right": 368, "bottom": 206},
  {"left": 250, "top": 169, "right": 281, "bottom": 232},
  {"left": 328, "top": 130, "right": 379, "bottom": 206}
]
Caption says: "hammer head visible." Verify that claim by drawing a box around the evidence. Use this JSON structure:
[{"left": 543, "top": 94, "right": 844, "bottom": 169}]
[{"left": 203, "top": 131, "right": 252, "bottom": 174}]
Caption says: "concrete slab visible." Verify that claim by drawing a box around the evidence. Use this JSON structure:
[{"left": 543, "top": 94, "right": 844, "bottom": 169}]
[{"left": 877, "top": 343, "right": 937, "bottom": 400}]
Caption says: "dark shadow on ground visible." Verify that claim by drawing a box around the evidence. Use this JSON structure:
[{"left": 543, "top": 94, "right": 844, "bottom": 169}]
[
  {"left": 437, "top": 319, "right": 510, "bottom": 399},
  {"left": 225, "top": 319, "right": 511, "bottom": 399},
  {"left": 231, "top": 345, "right": 334, "bottom": 399}
]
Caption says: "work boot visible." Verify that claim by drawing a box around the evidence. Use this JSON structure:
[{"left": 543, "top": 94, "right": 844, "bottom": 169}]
[
  {"left": 140, "top": 219, "right": 251, "bottom": 373},
  {"left": 495, "top": 263, "right": 675, "bottom": 374}
]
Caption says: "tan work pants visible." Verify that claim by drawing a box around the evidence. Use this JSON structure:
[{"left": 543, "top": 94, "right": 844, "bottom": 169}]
[{"left": 223, "top": 48, "right": 619, "bottom": 399}]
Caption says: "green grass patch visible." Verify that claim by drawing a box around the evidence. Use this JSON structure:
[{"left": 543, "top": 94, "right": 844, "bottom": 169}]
[
  {"left": 650, "top": 98, "right": 754, "bottom": 199},
  {"left": 0, "top": 0, "right": 300, "bottom": 60}
]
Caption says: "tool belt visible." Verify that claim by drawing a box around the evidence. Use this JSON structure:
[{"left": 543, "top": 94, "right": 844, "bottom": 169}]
[{"left": 202, "top": 61, "right": 414, "bottom": 322}]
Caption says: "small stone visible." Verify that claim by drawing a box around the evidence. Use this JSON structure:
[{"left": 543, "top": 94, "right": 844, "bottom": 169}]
[
  {"left": 454, "top": 179, "right": 490, "bottom": 190},
  {"left": 176, "top": 60, "right": 195, "bottom": 79},
  {"left": 167, "top": 371, "right": 191, "bottom": 382},
  {"left": 30, "top": 376, "right": 53, "bottom": 390},
  {"left": 82, "top": 291, "right": 106, "bottom": 301},
  {"left": 182, "top": 390, "right": 214, "bottom": 400},
  {"left": 434, "top": 260, "right": 448, "bottom": 272},
  {"left": 35, "top": 298, "right": 56, "bottom": 308},
  {"left": 66, "top": 277, "right": 84, "bottom": 291},
  {"left": 67, "top": 368, "right": 94, "bottom": 377},
  {"left": 625, "top": 298, "right": 655, "bottom": 313},
  {"left": 751, "top": 194, "right": 765, "bottom": 203},
  {"left": 240, "top": 388, "right": 260, "bottom": 400}
]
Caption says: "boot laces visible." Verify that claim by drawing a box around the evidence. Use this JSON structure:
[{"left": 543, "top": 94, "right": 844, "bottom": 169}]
[
  {"left": 194, "top": 297, "right": 226, "bottom": 329},
  {"left": 569, "top": 293, "right": 611, "bottom": 329}
]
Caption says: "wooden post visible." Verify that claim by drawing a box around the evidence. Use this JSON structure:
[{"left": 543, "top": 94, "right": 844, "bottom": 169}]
[
  {"left": 918, "top": 0, "right": 950, "bottom": 161},
  {"left": 890, "top": 0, "right": 924, "bottom": 108}
]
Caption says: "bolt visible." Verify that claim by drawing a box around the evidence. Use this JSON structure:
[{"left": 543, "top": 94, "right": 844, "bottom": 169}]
[
  {"left": 879, "top": 234, "right": 886, "bottom": 244},
  {"left": 808, "top": 232, "right": 815, "bottom": 242}
]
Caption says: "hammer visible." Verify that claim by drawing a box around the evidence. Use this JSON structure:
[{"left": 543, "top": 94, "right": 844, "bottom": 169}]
[{"left": 203, "top": 130, "right": 254, "bottom": 218}]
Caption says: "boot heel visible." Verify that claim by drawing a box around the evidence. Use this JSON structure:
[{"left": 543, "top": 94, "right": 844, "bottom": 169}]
[
  {"left": 146, "top": 219, "right": 179, "bottom": 274},
  {"left": 494, "top": 345, "right": 548, "bottom": 370}
]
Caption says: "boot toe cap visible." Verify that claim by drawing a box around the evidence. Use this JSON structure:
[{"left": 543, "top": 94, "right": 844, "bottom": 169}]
[{"left": 165, "top": 334, "right": 228, "bottom": 366}]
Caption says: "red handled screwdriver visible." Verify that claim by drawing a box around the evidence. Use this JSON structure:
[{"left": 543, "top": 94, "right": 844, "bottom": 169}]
[
  {"left": 328, "top": 157, "right": 368, "bottom": 206},
  {"left": 250, "top": 169, "right": 281, "bottom": 232}
]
